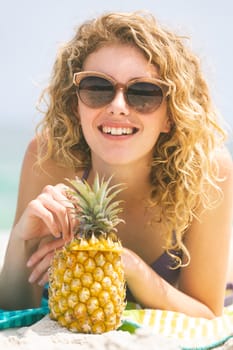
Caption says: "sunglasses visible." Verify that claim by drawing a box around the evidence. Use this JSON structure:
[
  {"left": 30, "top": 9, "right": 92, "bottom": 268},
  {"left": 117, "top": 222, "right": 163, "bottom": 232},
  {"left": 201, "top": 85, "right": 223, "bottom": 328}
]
[{"left": 73, "top": 71, "right": 167, "bottom": 113}]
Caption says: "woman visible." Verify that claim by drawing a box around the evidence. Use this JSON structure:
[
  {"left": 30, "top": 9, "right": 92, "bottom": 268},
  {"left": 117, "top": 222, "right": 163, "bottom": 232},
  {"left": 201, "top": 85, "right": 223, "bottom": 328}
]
[{"left": 0, "top": 11, "right": 232, "bottom": 318}]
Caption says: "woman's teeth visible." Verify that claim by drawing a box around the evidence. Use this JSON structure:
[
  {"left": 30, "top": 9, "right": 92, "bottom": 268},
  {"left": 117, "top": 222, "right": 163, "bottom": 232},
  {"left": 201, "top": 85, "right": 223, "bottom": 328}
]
[{"left": 102, "top": 126, "right": 134, "bottom": 135}]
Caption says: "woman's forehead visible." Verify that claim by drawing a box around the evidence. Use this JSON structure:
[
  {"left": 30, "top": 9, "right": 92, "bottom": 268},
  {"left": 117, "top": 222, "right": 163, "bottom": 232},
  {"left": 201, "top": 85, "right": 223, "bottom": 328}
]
[{"left": 82, "top": 44, "right": 159, "bottom": 79}]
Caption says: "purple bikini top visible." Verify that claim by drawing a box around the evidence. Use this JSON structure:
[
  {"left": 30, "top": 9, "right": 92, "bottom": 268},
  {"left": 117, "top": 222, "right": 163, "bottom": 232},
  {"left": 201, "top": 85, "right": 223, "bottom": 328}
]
[{"left": 151, "top": 249, "right": 181, "bottom": 284}]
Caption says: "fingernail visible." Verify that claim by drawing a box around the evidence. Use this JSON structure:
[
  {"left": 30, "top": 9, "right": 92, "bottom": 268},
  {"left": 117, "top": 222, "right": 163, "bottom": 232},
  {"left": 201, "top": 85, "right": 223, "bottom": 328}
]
[
  {"left": 55, "top": 232, "right": 62, "bottom": 239},
  {"left": 28, "top": 275, "right": 34, "bottom": 283},
  {"left": 27, "top": 259, "right": 32, "bottom": 267}
]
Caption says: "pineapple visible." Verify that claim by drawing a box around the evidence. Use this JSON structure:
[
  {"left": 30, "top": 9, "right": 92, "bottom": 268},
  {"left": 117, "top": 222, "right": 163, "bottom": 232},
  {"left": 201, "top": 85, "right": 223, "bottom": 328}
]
[{"left": 48, "top": 173, "right": 126, "bottom": 333}]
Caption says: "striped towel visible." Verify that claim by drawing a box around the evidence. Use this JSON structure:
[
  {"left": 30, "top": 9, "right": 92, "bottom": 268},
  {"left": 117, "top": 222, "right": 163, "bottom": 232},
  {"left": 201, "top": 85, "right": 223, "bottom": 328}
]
[
  {"left": 121, "top": 303, "right": 233, "bottom": 349},
  {"left": 0, "top": 297, "right": 49, "bottom": 329},
  {"left": 0, "top": 306, "right": 49, "bottom": 329}
]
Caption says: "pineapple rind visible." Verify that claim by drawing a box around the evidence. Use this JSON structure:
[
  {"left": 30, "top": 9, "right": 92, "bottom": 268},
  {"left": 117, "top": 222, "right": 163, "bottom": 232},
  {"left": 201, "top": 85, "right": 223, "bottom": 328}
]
[
  {"left": 67, "top": 236, "right": 123, "bottom": 252},
  {"left": 49, "top": 237, "right": 126, "bottom": 334}
]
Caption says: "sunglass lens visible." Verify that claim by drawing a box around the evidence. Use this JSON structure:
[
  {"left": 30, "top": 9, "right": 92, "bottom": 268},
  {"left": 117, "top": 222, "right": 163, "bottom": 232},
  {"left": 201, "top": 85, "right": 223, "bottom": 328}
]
[
  {"left": 127, "top": 82, "right": 163, "bottom": 113},
  {"left": 78, "top": 76, "right": 114, "bottom": 108}
]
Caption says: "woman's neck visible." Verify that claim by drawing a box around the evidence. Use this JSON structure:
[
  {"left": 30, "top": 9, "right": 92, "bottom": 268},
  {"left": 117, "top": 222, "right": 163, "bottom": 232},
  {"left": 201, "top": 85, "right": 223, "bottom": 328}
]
[{"left": 89, "top": 158, "right": 152, "bottom": 198}]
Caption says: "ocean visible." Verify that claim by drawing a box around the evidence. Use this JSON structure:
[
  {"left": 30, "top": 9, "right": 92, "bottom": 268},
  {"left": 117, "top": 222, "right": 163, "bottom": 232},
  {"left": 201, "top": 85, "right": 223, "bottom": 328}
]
[{"left": 0, "top": 124, "right": 34, "bottom": 231}]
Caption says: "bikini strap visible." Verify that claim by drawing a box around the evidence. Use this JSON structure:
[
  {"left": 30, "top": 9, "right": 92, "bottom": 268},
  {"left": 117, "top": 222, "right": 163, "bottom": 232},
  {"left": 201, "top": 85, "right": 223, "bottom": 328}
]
[{"left": 81, "top": 168, "right": 90, "bottom": 182}]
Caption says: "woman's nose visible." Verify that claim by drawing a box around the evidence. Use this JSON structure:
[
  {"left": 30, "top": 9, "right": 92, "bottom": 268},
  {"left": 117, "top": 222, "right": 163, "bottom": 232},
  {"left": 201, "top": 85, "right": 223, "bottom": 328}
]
[{"left": 106, "top": 88, "right": 130, "bottom": 115}]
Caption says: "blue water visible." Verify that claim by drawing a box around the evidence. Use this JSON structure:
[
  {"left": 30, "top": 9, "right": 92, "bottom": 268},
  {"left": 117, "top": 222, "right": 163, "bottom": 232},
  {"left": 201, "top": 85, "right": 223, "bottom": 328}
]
[{"left": 0, "top": 125, "right": 34, "bottom": 230}]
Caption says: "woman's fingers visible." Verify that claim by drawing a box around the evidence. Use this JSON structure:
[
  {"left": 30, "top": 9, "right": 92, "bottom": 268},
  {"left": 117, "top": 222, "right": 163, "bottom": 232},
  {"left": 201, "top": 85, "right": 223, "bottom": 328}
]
[
  {"left": 23, "top": 183, "right": 77, "bottom": 241},
  {"left": 28, "top": 246, "right": 58, "bottom": 285},
  {"left": 38, "top": 270, "right": 49, "bottom": 287},
  {"left": 40, "top": 185, "right": 72, "bottom": 239},
  {"left": 22, "top": 182, "right": 79, "bottom": 285},
  {"left": 27, "top": 237, "right": 64, "bottom": 268},
  {"left": 26, "top": 199, "right": 62, "bottom": 238},
  {"left": 42, "top": 184, "right": 77, "bottom": 241}
]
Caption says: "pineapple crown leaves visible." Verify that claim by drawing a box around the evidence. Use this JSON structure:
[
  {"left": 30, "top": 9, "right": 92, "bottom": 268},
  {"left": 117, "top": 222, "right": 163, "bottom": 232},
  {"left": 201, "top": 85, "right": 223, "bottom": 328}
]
[{"left": 66, "top": 173, "right": 126, "bottom": 236}]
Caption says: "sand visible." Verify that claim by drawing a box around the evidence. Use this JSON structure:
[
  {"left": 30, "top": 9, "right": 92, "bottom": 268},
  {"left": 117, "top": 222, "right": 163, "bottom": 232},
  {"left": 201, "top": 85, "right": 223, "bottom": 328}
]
[{"left": 0, "top": 315, "right": 183, "bottom": 350}]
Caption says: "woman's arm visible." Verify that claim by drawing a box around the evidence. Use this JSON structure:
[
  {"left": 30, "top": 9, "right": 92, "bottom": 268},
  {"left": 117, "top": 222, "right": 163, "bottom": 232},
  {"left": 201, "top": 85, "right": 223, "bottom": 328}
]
[
  {"left": 123, "top": 149, "right": 233, "bottom": 318},
  {"left": 178, "top": 149, "right": 233, "bottom": 316},
  {"left": 122, "top": 248, "right": 216, "bottom": 318},
  {"left": 0, "top": 138, "right": 76, "bottom": 309}
]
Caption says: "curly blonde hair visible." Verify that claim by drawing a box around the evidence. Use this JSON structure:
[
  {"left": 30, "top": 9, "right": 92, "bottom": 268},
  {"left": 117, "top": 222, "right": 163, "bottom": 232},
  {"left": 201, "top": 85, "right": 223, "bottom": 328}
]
[{"left": 37, "top": 11, "right": 227, "bottom": 265}]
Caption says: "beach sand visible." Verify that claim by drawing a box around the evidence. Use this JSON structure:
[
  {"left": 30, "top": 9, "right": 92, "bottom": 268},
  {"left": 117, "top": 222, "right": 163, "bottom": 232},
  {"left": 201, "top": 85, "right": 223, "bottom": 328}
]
[
  {"left": 0, "top": 232, "right": 232, "bottom": 349},
  {"left": 0, "top": 316, "right": 183, "bottom": 350}
]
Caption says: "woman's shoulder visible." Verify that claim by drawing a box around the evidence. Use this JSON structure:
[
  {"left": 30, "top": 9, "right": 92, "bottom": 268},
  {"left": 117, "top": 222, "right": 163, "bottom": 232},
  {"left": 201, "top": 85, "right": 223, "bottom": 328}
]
[
  {"left": 22, "top": 137, "right": 84, "bottom": 183},
  {"left": 14, "top": 137, "right": 85, "bottom": 222},
  {"left": 24, "top": 136, "right": 38, "bottom": 158},
  {"left": 214, "top": 145, "right": 233, "bottom": 179}
]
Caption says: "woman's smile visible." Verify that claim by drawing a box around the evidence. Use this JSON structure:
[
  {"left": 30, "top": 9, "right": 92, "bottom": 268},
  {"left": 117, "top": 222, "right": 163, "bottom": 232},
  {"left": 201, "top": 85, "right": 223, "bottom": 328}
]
[{"left": 98, "top": 122, "right": 139, "bottom": 137}]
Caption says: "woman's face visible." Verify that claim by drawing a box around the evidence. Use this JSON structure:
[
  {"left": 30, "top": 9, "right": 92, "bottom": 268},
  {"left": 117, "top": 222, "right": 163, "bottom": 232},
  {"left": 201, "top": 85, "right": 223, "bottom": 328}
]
[{"left": 77, "top": 44, "right": 171, "bottom": 166}]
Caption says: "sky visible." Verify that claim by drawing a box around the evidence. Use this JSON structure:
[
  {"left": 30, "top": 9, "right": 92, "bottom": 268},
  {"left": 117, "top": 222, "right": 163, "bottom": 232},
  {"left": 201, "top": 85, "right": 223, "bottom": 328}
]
[{"left": 1, "top": 0, "right": 233, "bottom": 139}]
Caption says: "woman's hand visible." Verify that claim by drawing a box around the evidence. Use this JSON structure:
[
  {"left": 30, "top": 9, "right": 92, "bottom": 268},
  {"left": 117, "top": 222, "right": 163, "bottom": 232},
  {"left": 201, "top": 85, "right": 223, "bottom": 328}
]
[
  {"left": 14, "top": 183, "right": 78, "bottom": 286},
  {"left": 15, "top": 183, "right": 76, "bottom": 242},
  {"left": 27, "top": 236, "right": 66, "bottom": 286}
]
